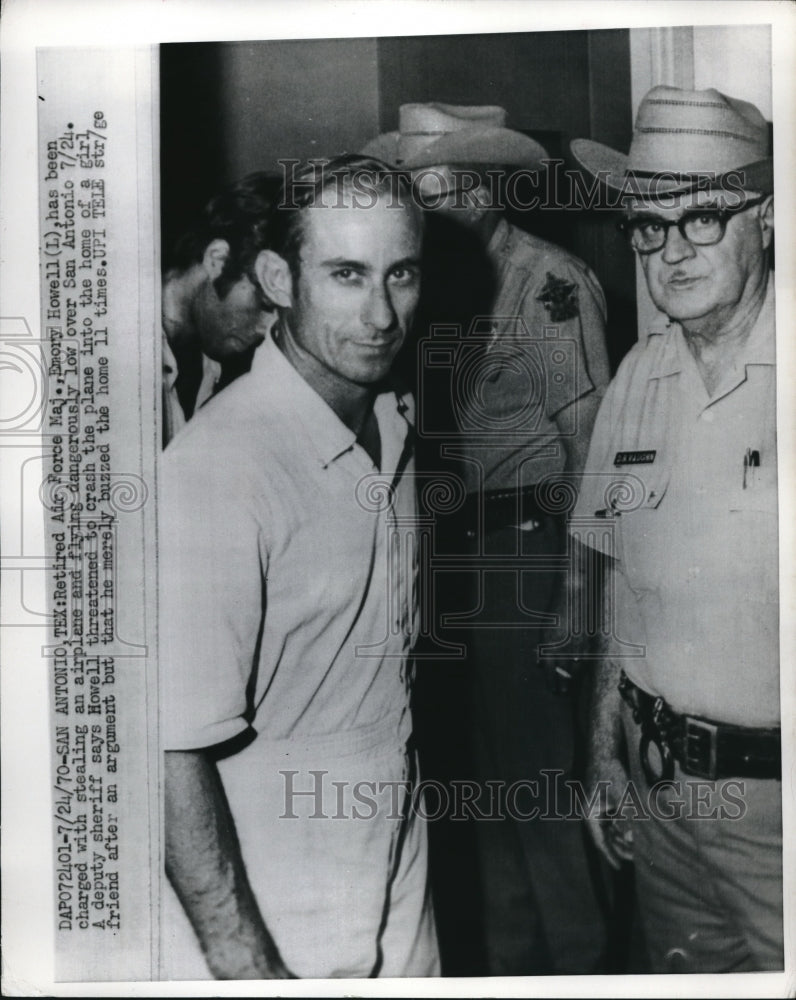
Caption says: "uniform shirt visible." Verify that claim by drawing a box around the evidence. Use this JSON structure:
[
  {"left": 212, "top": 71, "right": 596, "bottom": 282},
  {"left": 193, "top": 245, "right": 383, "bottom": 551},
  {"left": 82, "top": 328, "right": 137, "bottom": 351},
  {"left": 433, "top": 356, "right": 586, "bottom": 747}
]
[
  {"left": 456, "top": 219, "right": 610, "bottom": 493},
  {"left": 162, "top": 332, "right": 221, "bottom": 446},
  {"left": 160, "top": 334, "right": 417, "bottom": 750},
  {"left": 573, "top": 280, "right": 778, "bottom": 726}
]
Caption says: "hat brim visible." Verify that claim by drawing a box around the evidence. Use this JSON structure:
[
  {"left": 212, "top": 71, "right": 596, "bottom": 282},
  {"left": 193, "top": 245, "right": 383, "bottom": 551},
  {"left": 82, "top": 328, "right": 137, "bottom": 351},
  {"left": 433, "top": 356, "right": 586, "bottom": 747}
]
[
  {"left": 570, "top": 138, "right": 773, "bottom": 196},
  {"left": 361, "top": 127, "right": 548, "bottom": 170}
]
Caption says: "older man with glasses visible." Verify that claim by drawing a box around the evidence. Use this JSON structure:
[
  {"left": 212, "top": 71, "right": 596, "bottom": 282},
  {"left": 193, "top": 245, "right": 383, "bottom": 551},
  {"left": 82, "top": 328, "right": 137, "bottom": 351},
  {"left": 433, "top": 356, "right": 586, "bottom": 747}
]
[{"left": 570, "top": 86, "right": 781, "bottom": 973}]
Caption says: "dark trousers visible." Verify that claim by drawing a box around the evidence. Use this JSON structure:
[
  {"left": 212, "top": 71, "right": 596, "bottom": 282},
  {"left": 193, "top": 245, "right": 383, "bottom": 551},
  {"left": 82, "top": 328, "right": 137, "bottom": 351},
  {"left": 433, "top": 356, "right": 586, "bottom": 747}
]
[{"left": 460, "top": 519, "right": 607, "bottom": 974}]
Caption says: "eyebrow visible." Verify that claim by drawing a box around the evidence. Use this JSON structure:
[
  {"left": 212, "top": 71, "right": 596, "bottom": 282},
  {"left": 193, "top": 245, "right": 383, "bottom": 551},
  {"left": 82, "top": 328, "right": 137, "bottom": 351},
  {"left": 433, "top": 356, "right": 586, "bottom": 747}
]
[
  {"left": 321, "top": 257, "right": 368, "bottom": 272},
  {"left": 626, "top": 202, "right": 722, "bottom": 221},
  {"left": 389, "top": 255, "right": 422, "bottom": 271},
  {"left": 320, "top": 256, "right": 422, "bottom": 272}
]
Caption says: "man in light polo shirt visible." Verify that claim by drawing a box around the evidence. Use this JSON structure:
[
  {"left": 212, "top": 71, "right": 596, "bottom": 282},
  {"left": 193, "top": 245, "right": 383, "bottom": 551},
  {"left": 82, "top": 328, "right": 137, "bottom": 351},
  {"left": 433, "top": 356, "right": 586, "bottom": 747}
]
[
  {"left": 570, "top": 86, "right": 781, "bottom": 972},
  {"left": 160, "top": 155, "right": 439, "bottom": 979}
]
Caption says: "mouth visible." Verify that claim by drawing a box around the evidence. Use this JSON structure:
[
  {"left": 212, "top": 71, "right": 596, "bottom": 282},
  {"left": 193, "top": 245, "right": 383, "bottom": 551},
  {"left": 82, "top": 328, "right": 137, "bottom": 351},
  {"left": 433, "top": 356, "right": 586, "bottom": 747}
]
[
  {"left": 352, "top": 339, "right": 399, "bottom": 352},
  {"left": 666, "top": 275, "right": 704, "bottom": 288}
]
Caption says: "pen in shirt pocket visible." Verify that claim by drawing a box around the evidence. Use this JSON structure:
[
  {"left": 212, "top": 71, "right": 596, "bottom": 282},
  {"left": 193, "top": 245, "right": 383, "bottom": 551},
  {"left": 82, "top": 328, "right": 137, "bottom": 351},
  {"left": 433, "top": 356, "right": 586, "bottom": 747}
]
[{"left": 743, "top": 447, "right": 760, "bottom": 489}]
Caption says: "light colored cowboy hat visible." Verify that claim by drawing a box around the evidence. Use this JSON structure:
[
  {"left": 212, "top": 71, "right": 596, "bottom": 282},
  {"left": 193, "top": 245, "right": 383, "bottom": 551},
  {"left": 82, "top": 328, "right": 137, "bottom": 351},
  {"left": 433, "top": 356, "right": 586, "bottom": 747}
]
[
  {"left": 361, "top": 102, "right": 548, "bottom": 170},
  {"left": 570, "top": 85, "right": 772, "bottom": 195}
]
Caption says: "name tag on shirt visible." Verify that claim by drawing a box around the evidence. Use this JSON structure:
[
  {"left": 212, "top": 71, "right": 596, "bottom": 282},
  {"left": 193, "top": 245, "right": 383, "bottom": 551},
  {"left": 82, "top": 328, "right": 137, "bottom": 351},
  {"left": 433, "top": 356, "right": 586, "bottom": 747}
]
[{"left": 614, "top": 450, "right": 656, "bottom": 466}]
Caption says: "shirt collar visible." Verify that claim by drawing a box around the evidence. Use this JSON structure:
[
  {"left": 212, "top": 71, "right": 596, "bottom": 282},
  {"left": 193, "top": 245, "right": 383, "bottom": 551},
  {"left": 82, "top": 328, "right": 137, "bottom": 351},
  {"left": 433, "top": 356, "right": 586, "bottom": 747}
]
[
  {"left": 162, "top": 331, "right": 221, "bottom": 395},
  {"left": 646, "top": 274, "right": 775, "bottom": 380},
  {"left": 738, "top": 277, "right": 776, "bottom": 367},
  {"left": 249, "top": 332, "right": 412, "bottom": 470},
  {"left": 162, "top": 332, "right": 178, "bottom": 391}
]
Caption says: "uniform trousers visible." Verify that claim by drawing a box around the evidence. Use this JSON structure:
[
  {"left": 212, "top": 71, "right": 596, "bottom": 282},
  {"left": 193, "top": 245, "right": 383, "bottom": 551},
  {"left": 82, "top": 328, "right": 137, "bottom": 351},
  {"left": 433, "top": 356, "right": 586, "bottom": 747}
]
[
  {"left": 621, "top": 703, "right": 784, "bottom": 973},
  {"left": 463, "top": 519, "right": 607, "bottom": 974}
]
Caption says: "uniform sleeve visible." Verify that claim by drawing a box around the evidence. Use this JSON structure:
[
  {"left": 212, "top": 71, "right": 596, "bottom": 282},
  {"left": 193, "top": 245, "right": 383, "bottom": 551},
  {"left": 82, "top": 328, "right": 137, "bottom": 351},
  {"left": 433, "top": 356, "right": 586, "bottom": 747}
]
[
  {"left": 570, "top": 341, "right": 644, "bottom": 554},
  {"left": 573, "top": 263, "right": 611, "bottom": 394},
  {"left": 159, "top": 423, "right": 268, "bottom": 750},
  {"left": 518, "top": 256, "right": 610, "bottom": 419}
]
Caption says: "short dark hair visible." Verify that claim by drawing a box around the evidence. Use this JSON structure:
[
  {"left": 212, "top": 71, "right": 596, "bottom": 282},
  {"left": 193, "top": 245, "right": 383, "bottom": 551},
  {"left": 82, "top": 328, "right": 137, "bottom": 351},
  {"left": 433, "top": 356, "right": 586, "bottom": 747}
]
[
  {"left": 170, "top": 171, "right": 281, "bottom": 300},
  {"left": 269, "top": 154, "right": 421, "bottom": 282}
]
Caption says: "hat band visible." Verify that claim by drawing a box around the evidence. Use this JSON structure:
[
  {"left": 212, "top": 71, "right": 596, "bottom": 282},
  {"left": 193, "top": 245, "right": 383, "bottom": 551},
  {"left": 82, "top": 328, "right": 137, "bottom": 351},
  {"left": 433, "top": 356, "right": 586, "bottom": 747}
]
[
  {"left": 401, "top": 129, "right": 457, "bottom": 138},
  {"left": 646, "top": 97, "right": 732, "bottom": 109},
  {"left": 638, "top": 125, "right": 763, "bottom": 146},
  {"left": 625, "top": 169, "right": 720, "bottom": 179}
]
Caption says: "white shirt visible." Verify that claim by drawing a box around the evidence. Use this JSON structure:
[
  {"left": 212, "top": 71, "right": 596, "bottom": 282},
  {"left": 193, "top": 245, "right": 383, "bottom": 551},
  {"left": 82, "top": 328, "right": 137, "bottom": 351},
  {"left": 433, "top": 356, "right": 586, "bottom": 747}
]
[
  {"left": 161, "top": 332, "right": 221, "bottom": 446},
  {"left": 573, "top": 281, "right": 778, "bottom": 725},
  {"left": 160, "top": 335, "right": 418, "bottom": 749}
]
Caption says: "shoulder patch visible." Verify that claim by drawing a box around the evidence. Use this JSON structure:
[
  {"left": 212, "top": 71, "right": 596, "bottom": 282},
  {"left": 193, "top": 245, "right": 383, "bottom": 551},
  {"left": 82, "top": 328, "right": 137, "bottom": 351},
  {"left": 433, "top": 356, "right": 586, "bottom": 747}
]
[{"left": 536, "top": 271, "right": 579, "bottom": 322}]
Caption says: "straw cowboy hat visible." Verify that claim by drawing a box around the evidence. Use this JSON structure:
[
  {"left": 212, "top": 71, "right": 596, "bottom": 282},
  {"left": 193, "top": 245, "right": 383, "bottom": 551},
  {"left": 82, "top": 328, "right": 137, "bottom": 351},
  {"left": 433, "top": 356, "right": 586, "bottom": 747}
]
[
  {"left": 361, "top": 102, "right": 548, "bottom": 170},
  {"left": 570, "top": 85, "right": 772, "bottom": 195}
]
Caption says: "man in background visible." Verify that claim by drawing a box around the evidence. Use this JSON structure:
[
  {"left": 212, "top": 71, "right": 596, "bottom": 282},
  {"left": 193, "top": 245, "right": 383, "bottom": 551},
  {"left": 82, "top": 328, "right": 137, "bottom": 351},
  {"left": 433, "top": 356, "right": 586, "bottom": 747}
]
[
  {"left": 161, "top": 172, "right": 277, "bottom": 445},
  {"left": 365, "top": 103, "right": 610, "bottom": 975}
]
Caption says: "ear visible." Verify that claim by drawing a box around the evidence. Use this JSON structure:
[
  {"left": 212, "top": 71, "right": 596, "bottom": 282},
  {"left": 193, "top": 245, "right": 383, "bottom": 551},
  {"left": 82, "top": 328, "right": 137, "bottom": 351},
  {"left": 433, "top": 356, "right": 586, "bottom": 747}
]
[
  {"left": 201, "top": 239, "right": 231, "bottom": 280},
  {"left": 253, "top": 250, "right": 293, "bottom": 309},
  {"left": 470, "top": 181, "right": 495, "bottom": 212},
  {"left": 758, "top": 194, "right": 774, "bottom": 250}
]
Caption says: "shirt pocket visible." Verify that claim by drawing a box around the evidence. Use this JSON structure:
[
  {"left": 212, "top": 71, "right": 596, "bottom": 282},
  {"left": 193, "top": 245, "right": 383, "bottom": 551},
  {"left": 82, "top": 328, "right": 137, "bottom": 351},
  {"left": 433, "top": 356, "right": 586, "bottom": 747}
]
[
  {"left": 724, "top": 473, "right": 779, "bottom": 607},
  {"left": 727, "top": 466, "right": 778, "bottom": 516},
  {"left": 598, "top": 460, "right": 671, "bottom": 516},
  {"left": 606, "top": 459, "right": 673, "bottom": 596}
]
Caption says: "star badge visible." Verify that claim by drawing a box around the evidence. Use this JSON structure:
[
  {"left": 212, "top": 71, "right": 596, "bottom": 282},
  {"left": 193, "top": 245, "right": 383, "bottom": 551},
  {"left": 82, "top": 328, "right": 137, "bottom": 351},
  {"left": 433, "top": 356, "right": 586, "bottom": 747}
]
[{"left": 536, "top": 272, "right": 579, "bottom": 322}]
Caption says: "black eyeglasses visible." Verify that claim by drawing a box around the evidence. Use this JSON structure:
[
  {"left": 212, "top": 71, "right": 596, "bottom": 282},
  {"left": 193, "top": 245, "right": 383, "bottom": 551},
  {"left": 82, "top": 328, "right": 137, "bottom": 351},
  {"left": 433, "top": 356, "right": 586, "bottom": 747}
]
[{"left": 618, "top": 196, "right": 766, "bottom": 254}]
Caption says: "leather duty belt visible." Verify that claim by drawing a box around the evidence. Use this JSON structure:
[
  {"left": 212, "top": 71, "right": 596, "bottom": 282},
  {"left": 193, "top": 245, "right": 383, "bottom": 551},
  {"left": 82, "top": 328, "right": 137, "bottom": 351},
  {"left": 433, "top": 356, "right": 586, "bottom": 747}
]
[{"left": 618, "top": 671, "right": 781, "bottom": 783}]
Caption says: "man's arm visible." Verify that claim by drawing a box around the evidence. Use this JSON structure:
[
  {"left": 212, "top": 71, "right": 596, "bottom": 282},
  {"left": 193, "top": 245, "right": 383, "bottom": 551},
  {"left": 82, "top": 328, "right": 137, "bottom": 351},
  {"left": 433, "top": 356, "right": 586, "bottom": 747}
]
[
  {"left": 583, "top": 555, "right": 633, "bottom": 871},
  {"left": 555, "top": 389, "right": 602, "bottom": 477},
  {"left": 553, "top": 258, "right": 609, "bottom": 477},
  {"left": 165, "top": 749, "right": 294, "bottom": 979},
  {"left": 535, "top": 388, "right": 603, "bottom": 687},
  {"left": 534, "top": 256, "right": 609, "bottom": 681}
]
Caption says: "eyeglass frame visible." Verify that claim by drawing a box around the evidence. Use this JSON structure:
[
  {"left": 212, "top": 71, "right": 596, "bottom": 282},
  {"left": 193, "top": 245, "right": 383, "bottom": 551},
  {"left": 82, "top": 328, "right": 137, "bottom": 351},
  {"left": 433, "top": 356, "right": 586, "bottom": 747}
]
[{"left": 617, "top": 195, "right": 767, "bottom": 255}]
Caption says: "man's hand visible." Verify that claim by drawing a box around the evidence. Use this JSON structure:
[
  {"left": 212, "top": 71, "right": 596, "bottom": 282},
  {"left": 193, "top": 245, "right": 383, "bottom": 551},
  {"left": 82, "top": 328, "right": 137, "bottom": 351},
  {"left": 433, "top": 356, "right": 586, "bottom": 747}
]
[
  {"left": 198, "top": 897, "right": 296, "bottom": 980},
  {"left": 584, "top": 754, "right": 634, "bottom": 871},
  {"left": 204, "top": 935, "right": 296, "bottom": 981},
  {"left": 535, "top": 535, "right": 595, "bottom": 695},
  {"left": 537, "top": 651, "right": 584, "bottom": 696},
  {"left": 582, "top": 553, "right": 634, "bottom": 871}
]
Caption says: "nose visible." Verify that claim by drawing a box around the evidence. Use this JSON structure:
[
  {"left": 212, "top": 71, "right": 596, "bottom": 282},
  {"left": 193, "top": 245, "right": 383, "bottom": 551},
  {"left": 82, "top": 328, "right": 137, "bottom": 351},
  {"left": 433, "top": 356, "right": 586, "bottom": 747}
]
[
  {"left": 660, "top": 223, "right": 697, "bottom": 265},
  {"left": 362, "top": 282, "right": 396, "bottom": 332}
]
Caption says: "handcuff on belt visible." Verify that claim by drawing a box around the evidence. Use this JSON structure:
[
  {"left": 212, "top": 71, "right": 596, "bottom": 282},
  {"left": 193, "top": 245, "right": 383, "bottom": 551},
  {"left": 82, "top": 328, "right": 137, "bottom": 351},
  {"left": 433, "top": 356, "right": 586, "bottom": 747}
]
[{"left": 618, "top": 670, "right": 781, "bottom": 783}]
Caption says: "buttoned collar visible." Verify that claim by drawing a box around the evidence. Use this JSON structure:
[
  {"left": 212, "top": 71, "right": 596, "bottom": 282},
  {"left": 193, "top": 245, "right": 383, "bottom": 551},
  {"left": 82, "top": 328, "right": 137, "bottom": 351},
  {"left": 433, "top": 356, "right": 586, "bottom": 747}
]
[
  {"left": 646, "top": 274, "right": 775, "bottom": 381},
  {"left": 248, "top": 331, "right": 413, "bottom": 471}
]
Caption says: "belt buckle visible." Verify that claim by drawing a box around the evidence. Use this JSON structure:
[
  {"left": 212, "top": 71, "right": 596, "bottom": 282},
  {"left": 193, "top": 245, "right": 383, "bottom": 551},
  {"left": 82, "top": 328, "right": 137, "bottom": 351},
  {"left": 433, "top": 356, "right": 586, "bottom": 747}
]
[{"left": 683, "top": 717, "right": 719, "bottom": 779}]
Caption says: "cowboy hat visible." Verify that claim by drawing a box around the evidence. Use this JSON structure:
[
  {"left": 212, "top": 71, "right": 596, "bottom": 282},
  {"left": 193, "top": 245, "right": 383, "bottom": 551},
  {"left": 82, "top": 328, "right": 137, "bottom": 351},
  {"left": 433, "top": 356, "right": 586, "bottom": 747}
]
[
  {"left": 570, "top": 85, "right": 772, "bottom": 196},
  {"left": 361, "top": 102, "right": 548, "bottom": 170}
]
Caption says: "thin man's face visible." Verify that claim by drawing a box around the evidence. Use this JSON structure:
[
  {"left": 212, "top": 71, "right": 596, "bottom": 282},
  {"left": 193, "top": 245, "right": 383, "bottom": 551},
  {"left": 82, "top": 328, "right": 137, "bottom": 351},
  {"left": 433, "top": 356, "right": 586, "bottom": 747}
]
[
  {"left": 289, "top": 192, "right": 423, "bottom": 386},
  {"left": 629, "top": 191, "right": 772, "bottom": 325}
]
